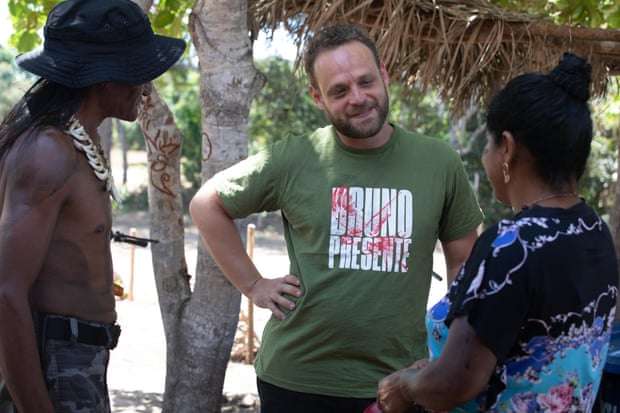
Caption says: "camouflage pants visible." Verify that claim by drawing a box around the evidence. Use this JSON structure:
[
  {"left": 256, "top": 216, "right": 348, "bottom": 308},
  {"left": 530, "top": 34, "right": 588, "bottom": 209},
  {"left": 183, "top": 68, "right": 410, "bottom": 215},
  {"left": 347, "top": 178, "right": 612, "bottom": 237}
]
[
  {"left": 0, "top": 315, "right": 114, "bottom": 413},
  {"left": 0, "top": 380, "right": 15, "bottom": 413},
  {"left": 42, "top": 337, "right": 112, "bottom": 413}
]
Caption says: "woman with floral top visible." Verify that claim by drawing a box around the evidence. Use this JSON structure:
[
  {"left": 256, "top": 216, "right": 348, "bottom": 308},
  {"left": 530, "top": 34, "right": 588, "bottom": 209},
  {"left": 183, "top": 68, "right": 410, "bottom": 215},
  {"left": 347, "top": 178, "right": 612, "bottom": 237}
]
[{"left": 375, "top": 52, "right": 619, "bottom": 413}]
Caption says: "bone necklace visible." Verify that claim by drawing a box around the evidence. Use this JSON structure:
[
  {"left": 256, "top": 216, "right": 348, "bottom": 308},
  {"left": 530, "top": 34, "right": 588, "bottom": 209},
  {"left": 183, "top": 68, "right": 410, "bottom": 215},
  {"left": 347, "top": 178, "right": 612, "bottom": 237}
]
[{"left": 65, "top": 117, "right": 119, "bottom": 202}]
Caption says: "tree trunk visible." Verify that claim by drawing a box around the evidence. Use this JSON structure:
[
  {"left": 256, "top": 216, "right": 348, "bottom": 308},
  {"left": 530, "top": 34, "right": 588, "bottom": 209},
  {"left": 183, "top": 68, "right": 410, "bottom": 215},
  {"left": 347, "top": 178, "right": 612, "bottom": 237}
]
[
  {"left": 116, "top": 119, "right": 128, "bottom": 184},
  {"left": 138, "top": 88, "right": 195, "bottom": 411},
  {"left": 129, "top": 0, "right": 264, "bottom": 410},
  {"left": 185, "top": 0, "right": 265, "bottom": 411},
  {"left": 140, "top": 89, "right": 253, "bottom": 412},
  {"left": 98, "top": 117, "right": 113, "bottom": 161}
]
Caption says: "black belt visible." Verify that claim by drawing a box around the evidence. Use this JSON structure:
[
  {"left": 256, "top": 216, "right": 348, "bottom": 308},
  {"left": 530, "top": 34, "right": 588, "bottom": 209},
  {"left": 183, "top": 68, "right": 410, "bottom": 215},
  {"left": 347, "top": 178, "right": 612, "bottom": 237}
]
[{"left": 38, "top": 313, "right": 121, "bottom": 350}]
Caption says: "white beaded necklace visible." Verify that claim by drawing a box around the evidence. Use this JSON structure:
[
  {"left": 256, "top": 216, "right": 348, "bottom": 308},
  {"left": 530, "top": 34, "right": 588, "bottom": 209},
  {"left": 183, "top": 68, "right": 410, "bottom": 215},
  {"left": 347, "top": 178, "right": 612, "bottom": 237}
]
[{"left": 65, "top": 117, "right": 119, "bottom": 202}]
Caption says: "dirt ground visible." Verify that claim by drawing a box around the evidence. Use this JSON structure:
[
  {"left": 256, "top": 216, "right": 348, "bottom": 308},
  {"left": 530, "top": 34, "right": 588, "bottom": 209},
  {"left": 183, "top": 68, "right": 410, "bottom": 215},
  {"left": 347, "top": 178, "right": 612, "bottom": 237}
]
[
  {"left": 109, "top": 210, "right": 283, "bottom": 413},
  {"left": 108, "top": 209, "right": 448, "bottom": 412}
]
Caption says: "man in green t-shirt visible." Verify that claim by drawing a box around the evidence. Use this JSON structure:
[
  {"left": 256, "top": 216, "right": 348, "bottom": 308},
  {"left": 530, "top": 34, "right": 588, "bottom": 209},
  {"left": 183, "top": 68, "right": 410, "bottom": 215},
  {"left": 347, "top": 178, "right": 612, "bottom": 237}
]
[{"left": 190, "top": 23, "right": 483, "bottom": 413}]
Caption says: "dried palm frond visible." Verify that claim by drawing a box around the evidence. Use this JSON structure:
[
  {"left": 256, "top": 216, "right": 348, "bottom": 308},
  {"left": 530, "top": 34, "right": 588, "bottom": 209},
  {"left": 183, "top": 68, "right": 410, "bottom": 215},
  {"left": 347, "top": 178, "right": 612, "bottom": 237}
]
[{"left": 249, "top": 0, "right": 620, "bottom": 115}]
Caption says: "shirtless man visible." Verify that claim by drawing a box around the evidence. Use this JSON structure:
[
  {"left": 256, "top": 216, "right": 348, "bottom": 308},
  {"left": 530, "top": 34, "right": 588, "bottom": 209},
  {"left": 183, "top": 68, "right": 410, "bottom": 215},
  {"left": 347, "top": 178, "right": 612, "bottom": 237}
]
[{"left": 0, "top": 0, "right": 184, "bottom": 412}]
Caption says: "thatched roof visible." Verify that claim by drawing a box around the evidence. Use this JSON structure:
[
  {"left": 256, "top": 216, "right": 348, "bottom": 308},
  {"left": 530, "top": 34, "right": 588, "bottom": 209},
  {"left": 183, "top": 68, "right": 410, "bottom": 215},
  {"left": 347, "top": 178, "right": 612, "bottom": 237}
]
[{"left": 248, "top": 0, "right": 620, "bottom": 115}]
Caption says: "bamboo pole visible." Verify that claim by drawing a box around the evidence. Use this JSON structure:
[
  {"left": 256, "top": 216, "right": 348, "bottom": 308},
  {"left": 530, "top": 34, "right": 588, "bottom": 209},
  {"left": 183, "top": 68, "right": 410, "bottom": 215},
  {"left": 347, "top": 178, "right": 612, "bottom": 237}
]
[
  {"left": 246, "top": 224, "right": 256, "bottom": 364},
  {"left": 128, "top": 227, "right": 136, "bottom": 301}
]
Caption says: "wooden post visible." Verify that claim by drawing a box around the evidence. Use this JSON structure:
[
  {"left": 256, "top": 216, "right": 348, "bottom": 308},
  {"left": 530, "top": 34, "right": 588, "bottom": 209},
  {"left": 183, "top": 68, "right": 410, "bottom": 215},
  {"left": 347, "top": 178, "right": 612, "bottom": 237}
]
[
  {"left": 128, "top": 227, "right": 136, "bottom": 301},
  {"left": 246, "top": 224, "right": 256, "bottom": 364}
]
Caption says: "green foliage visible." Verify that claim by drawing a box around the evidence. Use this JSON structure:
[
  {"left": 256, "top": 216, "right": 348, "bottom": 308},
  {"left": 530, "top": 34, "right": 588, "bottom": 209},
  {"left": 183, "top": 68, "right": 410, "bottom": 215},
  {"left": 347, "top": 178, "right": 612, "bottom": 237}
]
[
  {"left": 552, "top": 0, "right": 620, "bottom": 28},
  {"left": 0, "top": 44, "right": 34, "bottom": 118},
  {"left": 6, "top": 0, "right": 193, "bottom": 53},
  {"left": 118, "top": 121, "right": 147, "bottom": 151},
  {"left": 490, "top": 0, "right": 620, "bottom": 28},
  {"left": 150, "top": 0, "right": 193, "bottom": 39},
  {"left": 582, "top": 88, "right": 620, "bottom": 214},
  {"left": 249, "top": 57, "right": 326, "bottom": 154},
  {"left": 6, "top": 0, "right": 49, "bottom": 52},
  {"left": 389, "top": 85, "right": 450, "bottom": 142},
  {"left": 113, "top": 184, "right": 150, "bottom": 212}
]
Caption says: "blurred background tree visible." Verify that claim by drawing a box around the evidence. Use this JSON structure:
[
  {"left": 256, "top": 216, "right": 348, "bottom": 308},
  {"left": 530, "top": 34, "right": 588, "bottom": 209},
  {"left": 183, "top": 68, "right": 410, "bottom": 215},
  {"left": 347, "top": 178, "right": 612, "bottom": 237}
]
[{"left": 0, "top": 45, "right": 32, "bottom": 116}]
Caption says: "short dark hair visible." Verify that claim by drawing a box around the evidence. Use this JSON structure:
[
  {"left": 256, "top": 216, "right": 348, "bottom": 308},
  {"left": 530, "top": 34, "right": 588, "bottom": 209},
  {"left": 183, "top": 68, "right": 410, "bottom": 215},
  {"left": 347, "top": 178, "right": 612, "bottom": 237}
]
[
  {"left": 486, "top": 52, "right": 593, "bottom": 188},
  {"left": 303, "top": 24, "right": 381, "bottom": 89}
]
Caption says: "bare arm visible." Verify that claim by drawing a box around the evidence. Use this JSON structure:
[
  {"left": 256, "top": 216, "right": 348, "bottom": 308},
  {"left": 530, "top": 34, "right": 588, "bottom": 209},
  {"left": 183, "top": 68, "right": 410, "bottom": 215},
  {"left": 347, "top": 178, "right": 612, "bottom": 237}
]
[
  {"left": 0, "top": 130, "right": 76, "bottom": 413},
  {"left": 440, "top": 229, "right": 478, "bottom": 285},
  {"left": 377, "top": 316, "right": 496, "bottom": 412},
  {"left": 189, "top": 180, "right": 301, "bottom": 319}
]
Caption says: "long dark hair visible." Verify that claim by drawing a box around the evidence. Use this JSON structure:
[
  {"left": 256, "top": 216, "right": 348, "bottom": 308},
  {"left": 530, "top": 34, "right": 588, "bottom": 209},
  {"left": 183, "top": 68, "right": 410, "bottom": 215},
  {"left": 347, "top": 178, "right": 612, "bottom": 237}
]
[
  {"left": 0, "top": 78, "right": 83, "bottom": 160},
  {"left": 486, "top": 52, "right": 592, "bottom": 190}
]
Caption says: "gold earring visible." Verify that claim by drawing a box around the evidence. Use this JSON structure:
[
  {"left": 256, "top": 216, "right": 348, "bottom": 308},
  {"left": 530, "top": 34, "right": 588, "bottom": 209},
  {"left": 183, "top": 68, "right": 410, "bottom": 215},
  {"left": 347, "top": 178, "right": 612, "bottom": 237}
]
[{"left": 502, "top": 162, "right": 510, "bottom": 184}]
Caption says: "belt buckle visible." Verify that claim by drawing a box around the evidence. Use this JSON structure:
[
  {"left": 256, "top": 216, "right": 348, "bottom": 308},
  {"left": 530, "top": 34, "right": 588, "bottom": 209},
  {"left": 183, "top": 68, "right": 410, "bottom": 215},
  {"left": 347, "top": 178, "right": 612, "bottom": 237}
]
[{"left": 69, "top": 318, "right": 79, "bottom": 345}]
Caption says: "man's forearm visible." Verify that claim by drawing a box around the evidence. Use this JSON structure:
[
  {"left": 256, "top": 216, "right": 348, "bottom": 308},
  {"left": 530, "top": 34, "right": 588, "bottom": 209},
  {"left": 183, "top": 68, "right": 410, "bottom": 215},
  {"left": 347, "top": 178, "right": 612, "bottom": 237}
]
[{"left": 0, "top": 303, "right": 55, "bottom": 413}]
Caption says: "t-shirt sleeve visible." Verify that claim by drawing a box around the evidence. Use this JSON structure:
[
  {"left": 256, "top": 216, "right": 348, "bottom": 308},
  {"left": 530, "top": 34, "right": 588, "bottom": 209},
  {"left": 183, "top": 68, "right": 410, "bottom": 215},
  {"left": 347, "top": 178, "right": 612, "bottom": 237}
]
[
  {"left": 446, "top": 226, "right": 531, "bottom": 362},
  {"left": 438, "top": 152, "right": 484, "bottom": 242},
  {"left": 213, "top": 149, "right": 280, "bottom": 218}
]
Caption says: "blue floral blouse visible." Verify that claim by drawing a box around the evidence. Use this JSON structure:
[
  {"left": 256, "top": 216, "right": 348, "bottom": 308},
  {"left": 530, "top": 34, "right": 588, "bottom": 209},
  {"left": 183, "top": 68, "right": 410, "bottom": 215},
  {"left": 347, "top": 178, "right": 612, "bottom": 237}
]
[{"left": 426, "top": 201, "right": 618, "bottom": 412}]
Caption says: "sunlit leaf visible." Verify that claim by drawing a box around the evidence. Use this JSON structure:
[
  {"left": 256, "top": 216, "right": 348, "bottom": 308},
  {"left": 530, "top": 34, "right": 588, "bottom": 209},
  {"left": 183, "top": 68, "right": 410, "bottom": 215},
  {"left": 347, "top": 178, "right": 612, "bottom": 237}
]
[
  {"left": 154, "top": 10, "right": 175, "bottom": 28},
  {"left": 14, "top": 30, "right": 40, "bottom": 52}
]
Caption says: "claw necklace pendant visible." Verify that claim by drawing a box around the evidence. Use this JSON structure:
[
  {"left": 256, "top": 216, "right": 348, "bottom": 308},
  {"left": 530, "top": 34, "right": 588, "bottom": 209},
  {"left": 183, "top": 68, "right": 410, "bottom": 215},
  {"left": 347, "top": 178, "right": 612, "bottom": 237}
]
[{"left": 65, "top": 117, "right": 120, "bottom": 202}]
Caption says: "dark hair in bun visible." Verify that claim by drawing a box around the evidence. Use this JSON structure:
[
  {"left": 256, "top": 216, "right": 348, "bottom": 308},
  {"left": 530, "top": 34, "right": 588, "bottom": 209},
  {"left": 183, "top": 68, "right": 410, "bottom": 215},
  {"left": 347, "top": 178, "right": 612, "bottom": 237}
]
[
  {"left": 486, "top": 52, "right": 592, "bottom": 189},
  {"left": 548, "top": 52, "right": 592, "bottom": 102}
]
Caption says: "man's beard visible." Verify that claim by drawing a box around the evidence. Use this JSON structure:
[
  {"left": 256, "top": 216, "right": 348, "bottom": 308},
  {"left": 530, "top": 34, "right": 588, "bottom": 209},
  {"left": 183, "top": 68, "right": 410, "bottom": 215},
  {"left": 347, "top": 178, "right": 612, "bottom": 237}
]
[{"left": 325, "top": 87, "right": 390, "bottom": 140}]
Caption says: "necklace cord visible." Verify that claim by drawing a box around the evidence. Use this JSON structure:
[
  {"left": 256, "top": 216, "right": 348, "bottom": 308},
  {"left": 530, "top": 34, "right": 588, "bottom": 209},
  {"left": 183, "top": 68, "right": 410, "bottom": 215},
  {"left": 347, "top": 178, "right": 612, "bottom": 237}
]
[
  {"left": 521, "top": 192, "right": 579, "bottom": 211},
  {"left": 65, "top": 117, "right": 120, "bottom": 202}
]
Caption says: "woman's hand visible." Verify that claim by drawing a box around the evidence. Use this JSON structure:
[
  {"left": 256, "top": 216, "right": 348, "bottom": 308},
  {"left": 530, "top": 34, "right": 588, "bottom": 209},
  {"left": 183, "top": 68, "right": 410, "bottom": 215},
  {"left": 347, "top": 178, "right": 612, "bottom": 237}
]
[
  {"left": 410, "top": 358, "right": 429, "bottom": 370},
  {"left": 377, "top": 368, "right": 419, "bottom": 413},
  {"left": 377, "top": 359, "right": 437, "bottom": 413}
]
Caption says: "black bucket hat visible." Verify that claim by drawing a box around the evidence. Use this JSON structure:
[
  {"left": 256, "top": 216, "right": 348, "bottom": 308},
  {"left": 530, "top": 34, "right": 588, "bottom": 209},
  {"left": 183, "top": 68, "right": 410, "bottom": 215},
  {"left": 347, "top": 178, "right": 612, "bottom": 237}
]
[{"left": 15, "top": 0, "right": 186, "bottom": 88}]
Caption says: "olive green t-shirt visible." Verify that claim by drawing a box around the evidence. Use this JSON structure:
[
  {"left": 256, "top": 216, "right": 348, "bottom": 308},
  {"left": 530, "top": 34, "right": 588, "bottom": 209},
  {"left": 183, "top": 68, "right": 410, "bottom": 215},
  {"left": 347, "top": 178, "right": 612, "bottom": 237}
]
[{"left": 215, "top": 125, "right": 483, "bottom": 398}]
